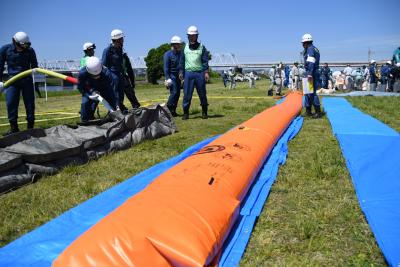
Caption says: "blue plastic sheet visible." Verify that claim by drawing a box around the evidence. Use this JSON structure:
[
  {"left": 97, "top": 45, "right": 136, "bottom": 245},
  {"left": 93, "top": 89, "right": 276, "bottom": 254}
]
[
  {"left": 0, "top": 137, "right": 216, "bottom": 267},
  {"left": 320, "top": 91, "right": 400, "bottom": 97},
  {"left": 220, "top": 116, "right": 304, "bottom": 267},
  {"left": 324, "top": 97, "right": 400, "bottom": 267}
]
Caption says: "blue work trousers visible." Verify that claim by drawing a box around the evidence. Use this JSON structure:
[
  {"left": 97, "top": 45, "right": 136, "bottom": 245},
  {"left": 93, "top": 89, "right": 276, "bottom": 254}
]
[
  {"left": 304, "top": 75, "right": 321, "bottom": 109},
  {"left": 167, "top": 75, "right": 181, "bottom": 110},
  {"left": 182, "top": 71, "right": 208, "bottom": 112},
  {"left": 110, "top": 71, "right": 124, "bottom": 108},
  {"left": 6, "top": 76, "right": 35, "bottom": 123}
]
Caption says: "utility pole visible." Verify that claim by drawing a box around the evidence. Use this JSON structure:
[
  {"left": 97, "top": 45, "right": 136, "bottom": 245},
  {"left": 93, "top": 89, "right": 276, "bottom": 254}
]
[{"left": 368, "top": 47, "right": 375, "bottom": 62}]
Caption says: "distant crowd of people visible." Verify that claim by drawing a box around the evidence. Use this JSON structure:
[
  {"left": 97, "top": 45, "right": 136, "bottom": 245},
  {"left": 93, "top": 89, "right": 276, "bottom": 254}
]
[
  {"left": 220, "top": 46, "right": 400, "bottom": 96},
  {"left": 267, "top": 58, "right": 400, "bottom": 95},
  {"left": 317, "top": 59, "right": 400, "bottom": 93}
]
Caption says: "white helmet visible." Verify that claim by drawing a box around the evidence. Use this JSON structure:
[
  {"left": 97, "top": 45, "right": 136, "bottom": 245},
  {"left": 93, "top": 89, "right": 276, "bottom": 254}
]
[
  {"left": 13, "top": 31, "right": 30, "bottom": 44},
  {"left": 187, "top": 26, "right": 198, "bottom": 35},
  {"left": 111, "top": 29, "right": 124, "bottom": 40},
  {"left": 86, "top": 57, "right": 102, "bottom": 75},
  {"left": 396, "top": 63, "right": 400, "bottom": 67},
  {"left": 370, "top": 60, "right": 376, "bottom": 64},
  {"left": 170, "top": 35, "right": 182, "bottom": 44},
  {"left": 301, "top": 33, "right": 313, "bottom": 43},
  {"left": 83, "top": 42, "right": 96, "bottom": 51},
  {"left": 386, "top": 60, "right": 392, "bottom": 64}
]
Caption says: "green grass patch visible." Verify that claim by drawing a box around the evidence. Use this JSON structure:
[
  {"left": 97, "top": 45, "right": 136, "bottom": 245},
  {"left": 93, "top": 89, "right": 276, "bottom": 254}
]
[
  {"left": 0, "top": 80, "right": 397, "bottom": 266},
  {"left": 346, "top": 96, "right": 400, "bottom": 132},
  {"left": 240, "top": 113, "right": 387, "bottom": 266}
]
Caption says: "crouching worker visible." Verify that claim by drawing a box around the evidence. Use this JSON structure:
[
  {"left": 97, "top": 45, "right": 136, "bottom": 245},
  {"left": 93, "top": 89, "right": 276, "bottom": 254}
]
[{"left": 78, "top": 57, "right": 117, "bottom": 122}]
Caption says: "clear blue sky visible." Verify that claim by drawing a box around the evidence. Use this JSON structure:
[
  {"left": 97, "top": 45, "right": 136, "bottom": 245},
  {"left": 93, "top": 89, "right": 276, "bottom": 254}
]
[{"left": 1, "top": 0, "right": 399, "bottom": 63}]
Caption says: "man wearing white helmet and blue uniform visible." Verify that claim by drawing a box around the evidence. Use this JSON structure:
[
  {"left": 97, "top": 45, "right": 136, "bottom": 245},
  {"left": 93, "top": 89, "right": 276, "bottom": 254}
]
[
  {"left": 179, "top": 26, "right": 210, "bottom": 120},
  {"left": 163, "top": 35, "right": 183, "bottom": 117},
  {"left": 102, "top": 29, "right": 127, "bottom": 111},
  {"left": 78, "top": 57, "right": 117, "bottom": 122},
  {"left": 301, "top": 33, "right": 322, "bottom": 118},
  {"left": 0, "top": 32, "right": 38, "bottom": 135}
]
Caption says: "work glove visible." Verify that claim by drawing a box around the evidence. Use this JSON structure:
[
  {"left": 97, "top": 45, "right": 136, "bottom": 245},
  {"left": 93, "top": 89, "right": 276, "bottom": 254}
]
[
  {"left": 164, "top": 79, "right": 172, "bottom": 87},
  {"left": 88, "top": 91, "right": 100, "bottom": 100}
]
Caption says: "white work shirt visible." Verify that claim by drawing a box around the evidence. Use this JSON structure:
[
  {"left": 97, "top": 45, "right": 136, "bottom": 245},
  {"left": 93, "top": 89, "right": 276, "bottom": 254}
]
[
  {"left": 291, "top": 66, "right": 299, "bottom": 77},
  {"left": 363, "top": 68, "right": 369, "bottom": 77},
  {"left": 344, "top": 67, "right": 353, "bottom": 76},
  {"left": 275, "top": 69, "right": 284, "bottom": 79},
  {"left": 269, "top": 68, "right": 275, "bottom": 78}
]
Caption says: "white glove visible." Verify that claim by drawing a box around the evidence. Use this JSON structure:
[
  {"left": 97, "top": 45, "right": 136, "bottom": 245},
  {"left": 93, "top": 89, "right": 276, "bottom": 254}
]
[
  {"left": 0, "top": 82, "right": 4, "bottom": 93},
  {"left": 88, "top": 95, "right": 98, "bottom": 100},
  {"left": 164, "top": 79, "right": 172, "bottom": 87},
  {"left": 31, "top": 68, "right": 37, "bottom": 74}
]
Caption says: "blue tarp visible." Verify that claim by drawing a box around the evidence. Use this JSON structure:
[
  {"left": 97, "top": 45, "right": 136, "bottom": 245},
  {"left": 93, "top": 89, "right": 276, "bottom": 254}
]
[
  {"left": 220, "top": 116, "right": 303, "bottom": 267},
  {"left": 0, "top": 116, "right": 304, "bottom": 267},
  {"left": 324, "top": 97, "right": 400, "bottom": 267},
  {"left": 0, "top": 137, "right": 216, "bottom": 267},
  {"left": 320, "top": 91, "right": 400, "bottom": 97}
]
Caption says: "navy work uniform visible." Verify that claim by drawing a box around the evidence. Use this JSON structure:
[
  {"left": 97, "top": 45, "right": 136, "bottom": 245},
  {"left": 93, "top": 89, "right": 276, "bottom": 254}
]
[
  {"left": 78, "top": 67, "right": 117, "bottom": 122},
  {"left": 163, "top": 49, "right": 182, "bottom": 116},
  {"left": 303, "top": 43, "right": 321, "bottom": 115},
  {"left": 122, "top": 52, "right": 141, "bottom": 109},
  {"left": 321, "top": 65, "right": 331, "bottom": 89},
  {"left": 0, "top": 42, "right": 38, "bottom": 132},
  {"left": 368, "top": 63, "right": 378, "bottom": 91},
  {"left": 102, "top": 44, "right": 125, "bottom": 110},
  {"left": 380, "top": 63, "right": 391, "bottom": 92}
]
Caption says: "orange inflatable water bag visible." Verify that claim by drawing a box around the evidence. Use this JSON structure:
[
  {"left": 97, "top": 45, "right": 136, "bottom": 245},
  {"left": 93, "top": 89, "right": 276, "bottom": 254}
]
[{"left": 53, "top": 92, "right": 303, "bottom": 267}]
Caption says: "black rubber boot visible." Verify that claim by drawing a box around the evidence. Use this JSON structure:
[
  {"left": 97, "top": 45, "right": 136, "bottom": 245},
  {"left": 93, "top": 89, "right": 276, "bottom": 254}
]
[
  {"left": 167, "top": 105, "right": 178, "bottom": 117},
  {"left": 312, "top": 106, "right": 323, "bottom": 119},
  {"left": 304, "top": 107, "right": 312, "bottom": 117},
  {"left": 267, "top": 89, "right": 273, "bottom": 96},
  {"left": 4, "top": 122, "right": 19, "bottom": 136},
  {"left": 182, "top": 110, "right": 189, "bottom": 120},
  {"left": 202, "top": 106, "right": 208, "bottom": 119},
  {"left": 27, "top": 121, "right": 34, "bottom": 129},
  {"left": 119, "top": 103, "right": 129, "bottom": 114}
]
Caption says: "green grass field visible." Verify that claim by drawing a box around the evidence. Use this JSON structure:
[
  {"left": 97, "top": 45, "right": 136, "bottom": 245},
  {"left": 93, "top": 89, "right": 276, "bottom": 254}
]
[{"left": 0, "top": 79, "right": 398, "bottom": 265}]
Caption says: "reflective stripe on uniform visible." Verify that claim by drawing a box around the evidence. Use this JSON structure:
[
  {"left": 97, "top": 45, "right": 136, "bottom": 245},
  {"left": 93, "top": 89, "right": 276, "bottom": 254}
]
[{"left": 306, "top": 56, "right": 316, "bottom": 63}]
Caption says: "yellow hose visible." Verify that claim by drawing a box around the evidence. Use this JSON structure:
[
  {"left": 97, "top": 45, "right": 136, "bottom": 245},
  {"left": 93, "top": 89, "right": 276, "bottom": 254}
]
[
  {"left": 3, "top": 68, "right": 75, "bottom": 88},
  {"left": 36, "top": 68, "right": 68, "bottom": 80},
  {"left": 3, "top": 69, "right": 33, "bottom": 87}
]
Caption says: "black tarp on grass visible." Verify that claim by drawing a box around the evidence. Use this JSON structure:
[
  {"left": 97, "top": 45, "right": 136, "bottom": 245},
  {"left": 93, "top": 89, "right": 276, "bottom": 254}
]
[{"left": 0, "top": 104, "right": 176, "bottom": 194}]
